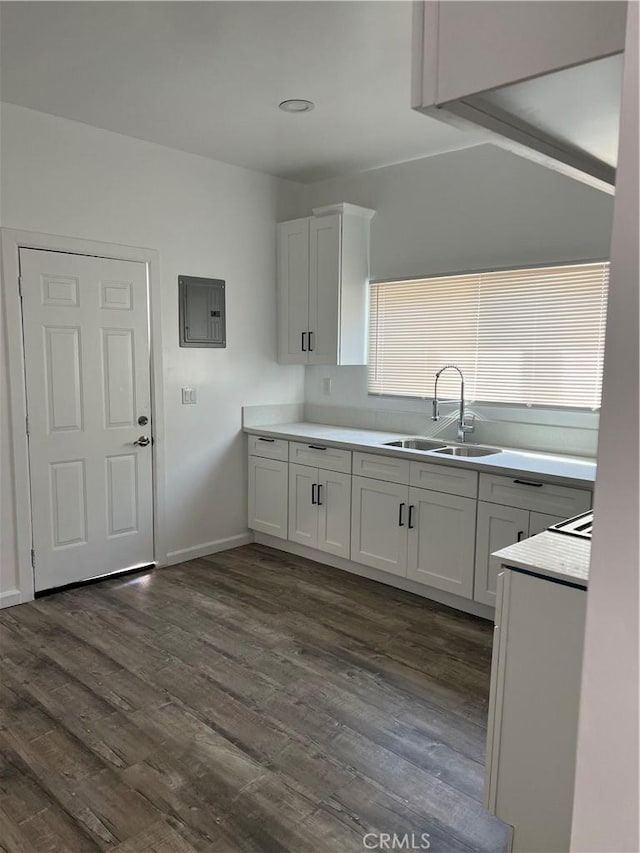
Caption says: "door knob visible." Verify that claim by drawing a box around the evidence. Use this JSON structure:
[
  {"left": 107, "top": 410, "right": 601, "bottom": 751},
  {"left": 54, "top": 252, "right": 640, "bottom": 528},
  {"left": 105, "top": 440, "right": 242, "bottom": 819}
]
[{"left": 133, "top": 435, "right": 150, "bottom": 447}]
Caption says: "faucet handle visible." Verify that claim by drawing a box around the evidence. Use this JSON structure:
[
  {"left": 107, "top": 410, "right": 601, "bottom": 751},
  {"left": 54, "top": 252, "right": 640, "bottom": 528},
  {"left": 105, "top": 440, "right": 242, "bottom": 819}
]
[{"left": 461, "top": 411, "right": 475, "bottom": 432}]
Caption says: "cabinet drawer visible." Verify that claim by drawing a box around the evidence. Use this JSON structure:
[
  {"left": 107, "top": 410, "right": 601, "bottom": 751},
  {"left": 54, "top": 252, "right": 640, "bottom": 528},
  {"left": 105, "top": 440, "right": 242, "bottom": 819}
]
[
  {"left": 289, "top": 441, "right": 351, "bottom": 473},
  {"left": 410, "top": 460, "right": 478, "bottom": 498},
  {"left": 352, "top": 452, "right": 410, "bottom": 485},
  {"left": 247, "top": 435, "right": 289, "bottom": 461},
  {"left": 479, "top": 473, "right": 592, "bottom": 516}
]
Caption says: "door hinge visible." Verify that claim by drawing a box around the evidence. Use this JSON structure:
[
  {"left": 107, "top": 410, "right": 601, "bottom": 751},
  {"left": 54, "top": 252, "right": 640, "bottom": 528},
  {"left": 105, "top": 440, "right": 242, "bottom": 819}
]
[{"left": 30, "top": 549, "right": 35, "bottom": 568}]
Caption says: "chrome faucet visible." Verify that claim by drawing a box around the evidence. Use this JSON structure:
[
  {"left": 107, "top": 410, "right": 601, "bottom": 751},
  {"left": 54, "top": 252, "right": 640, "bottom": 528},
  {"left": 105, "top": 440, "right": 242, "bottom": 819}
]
[{"left": 432, "top": 364, "right": 475, "bottom": 443}]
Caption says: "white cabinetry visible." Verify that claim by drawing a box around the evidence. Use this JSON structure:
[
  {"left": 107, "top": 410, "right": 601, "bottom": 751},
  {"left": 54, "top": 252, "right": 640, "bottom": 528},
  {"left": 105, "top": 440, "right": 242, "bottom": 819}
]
[
  {"left": 351, "top": 458, "right": 478, "bottom": 598},
  {"left": 248, "top": 455, "right": 288, "bottom": 540},
  {"left": 351, "top": 476, "right": 409, "bottom": 576},
  {"left": 289, "top": 463, "right": 351, "bottom": 558},
  {"left": 474, "top": 474, "right": 591, "bottom": 606},
  {"left": 277, "top": 203, "right": 375, "bottom": 366},
  {"left": 407, "top": 487, "right": 476, "bottom": 597},
  {"left": 411, "top": 1, "right": 626, "bottom": 191},
  {"left": 486, "top": 569, "right": 586, "bottom": 852}
]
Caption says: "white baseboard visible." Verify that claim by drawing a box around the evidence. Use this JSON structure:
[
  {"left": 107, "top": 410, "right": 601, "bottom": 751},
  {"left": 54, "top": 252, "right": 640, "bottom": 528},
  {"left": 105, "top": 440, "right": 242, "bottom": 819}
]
[
  {"left": 254, "top": 533, "right": 495, "bottom": 621},
  {"left": 0, "top": 589, "right": 23, "bottom": 609},
  {"left": 165, "top": 532, "right": 254, "bottom": 566}
]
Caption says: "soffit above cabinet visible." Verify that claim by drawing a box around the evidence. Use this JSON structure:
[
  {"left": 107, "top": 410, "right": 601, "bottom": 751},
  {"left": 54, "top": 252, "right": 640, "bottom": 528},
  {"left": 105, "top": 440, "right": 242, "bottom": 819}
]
[{"left": 412, "top": 1, "right": 628, "bottom": 193}]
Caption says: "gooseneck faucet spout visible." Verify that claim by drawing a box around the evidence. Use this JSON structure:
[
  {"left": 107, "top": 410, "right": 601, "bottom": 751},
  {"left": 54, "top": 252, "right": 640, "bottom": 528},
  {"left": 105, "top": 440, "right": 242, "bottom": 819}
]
[{"left": 432, "top": 364, "right": 474, "bottom": 443}]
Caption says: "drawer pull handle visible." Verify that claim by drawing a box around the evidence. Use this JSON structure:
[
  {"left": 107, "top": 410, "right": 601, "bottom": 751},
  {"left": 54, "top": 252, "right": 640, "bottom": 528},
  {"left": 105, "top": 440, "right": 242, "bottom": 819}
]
[
  {"left": 398, "top": 502, "right": 406, "bottom": 527},
  {"left": 408, "top": 504, "right": 415, "bottom": 529},
  {"left": 311, "top": 483, "right": 317, "bottom": 505},
  {"left": 257, "top": 437, "right": 275, "bottom": 443},
  {"left": 513, "top": 479, "right": 543, "bottom": 487},
  {"left": 308, "top": 445, "right": 327, "bottom": 451}
]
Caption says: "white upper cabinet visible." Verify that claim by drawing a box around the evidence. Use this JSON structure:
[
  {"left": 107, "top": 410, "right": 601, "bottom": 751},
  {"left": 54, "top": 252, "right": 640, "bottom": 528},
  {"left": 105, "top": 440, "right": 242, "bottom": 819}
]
[
  {"left": 277, "top": 203, "right": 375, "bottom": 366},
  {"left": 411, "top": 1, "right": 627, "bottom": 192}
]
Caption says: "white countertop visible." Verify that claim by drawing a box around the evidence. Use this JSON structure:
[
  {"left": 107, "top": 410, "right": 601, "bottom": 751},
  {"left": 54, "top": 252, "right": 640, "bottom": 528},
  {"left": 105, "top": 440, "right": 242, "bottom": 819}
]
[
  {"left": 493, "top": 531, "right": 590, "bottom": 587},
  {"left": 244, "top": 421, "right": 596, "bottom": 487}
]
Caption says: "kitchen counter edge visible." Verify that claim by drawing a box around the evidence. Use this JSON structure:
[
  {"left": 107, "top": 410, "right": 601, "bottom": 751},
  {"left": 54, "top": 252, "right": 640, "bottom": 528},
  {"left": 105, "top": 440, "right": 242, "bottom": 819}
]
[{"left": 244, "top": 422, "right": 596, "bottom": 488}]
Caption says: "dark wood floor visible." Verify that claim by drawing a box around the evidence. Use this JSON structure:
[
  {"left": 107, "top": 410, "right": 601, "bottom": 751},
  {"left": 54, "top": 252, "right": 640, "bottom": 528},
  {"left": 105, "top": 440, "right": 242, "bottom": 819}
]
[{"left": 0, "top": 544, "right": 510, "bottom": 853}]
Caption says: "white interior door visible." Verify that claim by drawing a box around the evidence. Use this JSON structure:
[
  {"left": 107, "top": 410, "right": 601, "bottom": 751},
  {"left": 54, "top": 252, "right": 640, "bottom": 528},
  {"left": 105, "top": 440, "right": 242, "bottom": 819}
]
[{"left": 20, "top": 249, "right": 153, "bottom": 591}]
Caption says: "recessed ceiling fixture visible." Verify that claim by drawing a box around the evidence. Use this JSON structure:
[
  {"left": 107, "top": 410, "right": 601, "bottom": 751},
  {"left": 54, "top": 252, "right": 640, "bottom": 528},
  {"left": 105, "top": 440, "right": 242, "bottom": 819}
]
[{"left": 278, "top": 99, "right": 315, "bottom": 113}]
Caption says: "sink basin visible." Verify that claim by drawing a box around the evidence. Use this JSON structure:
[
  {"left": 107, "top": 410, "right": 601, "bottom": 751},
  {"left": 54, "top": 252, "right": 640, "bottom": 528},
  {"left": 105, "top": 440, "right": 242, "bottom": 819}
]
[
  {"left": 434, "top": 446, "right": 502, "bottom": 458},
  {"left": 384, "top": 438, "right": 448, "bottom": 451}
]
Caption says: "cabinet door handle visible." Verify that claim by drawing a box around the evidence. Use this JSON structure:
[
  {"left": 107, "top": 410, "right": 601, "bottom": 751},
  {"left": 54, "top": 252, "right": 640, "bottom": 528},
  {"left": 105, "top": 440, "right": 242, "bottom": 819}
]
[
  {"left": 308, "top": 445, "right": 326, "bottom": 451},
  {"left": 513, "top": 479, "right": 543, "bottom": 488},
  {"left": 317, "top": 484, "right": 323, "bottom": 506},
  {"left": 408, "top": 505, "right": 415, "bottom": 529},
  {"left": 308, "top": 331, "right": 314, "bottom": 351},
  {"left": 517, "top": 530, "right": 525, "bottom": 541},
  {"left": 311, "top": 483, "right": 317, "bottom": 505},
  {"left": 301, "top": 331, "right": 307, "bottom": 352},
  {"left": 398, "top": 502, "right": 405, "bottom": 527},
  {"left": 257, "top": 437, "right": 275, "bottom": 443}
]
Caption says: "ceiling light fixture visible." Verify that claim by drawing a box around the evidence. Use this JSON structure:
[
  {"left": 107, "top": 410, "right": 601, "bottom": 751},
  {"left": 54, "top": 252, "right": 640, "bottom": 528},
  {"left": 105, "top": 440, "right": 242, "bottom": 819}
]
[{"left": 278, "top": 99, "right": 315, "bottom": 113}]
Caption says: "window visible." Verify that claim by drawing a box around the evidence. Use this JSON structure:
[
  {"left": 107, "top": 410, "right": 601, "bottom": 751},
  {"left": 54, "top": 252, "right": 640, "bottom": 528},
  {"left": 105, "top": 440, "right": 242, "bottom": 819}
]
[{"left": 368, "top": 262, "right": 609, "bottom": 409}]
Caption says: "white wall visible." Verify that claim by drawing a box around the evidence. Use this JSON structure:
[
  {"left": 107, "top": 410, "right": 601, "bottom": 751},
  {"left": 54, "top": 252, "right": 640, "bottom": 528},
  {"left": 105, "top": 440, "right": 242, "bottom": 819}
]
[
  {"left": 287, "top": 145, "right": 614, "bottom": 455},
  {"left": 571, "top": 4, "right": 639, "bottom": 849},
  {"left": 0, "top": 103, "right": 304, "bottom": 599}
]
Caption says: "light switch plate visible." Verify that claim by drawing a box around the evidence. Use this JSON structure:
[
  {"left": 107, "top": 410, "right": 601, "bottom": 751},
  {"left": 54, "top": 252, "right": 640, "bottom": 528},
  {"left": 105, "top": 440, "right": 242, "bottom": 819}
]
[{"left": 182, "top": 387, "right": 196, "bottom": 404}]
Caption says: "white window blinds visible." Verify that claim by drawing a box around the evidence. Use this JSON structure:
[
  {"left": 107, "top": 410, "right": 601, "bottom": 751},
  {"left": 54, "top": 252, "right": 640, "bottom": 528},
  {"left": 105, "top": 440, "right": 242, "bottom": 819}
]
[{"left": 368, "top": 262, "right": 609, "bottom": 409}]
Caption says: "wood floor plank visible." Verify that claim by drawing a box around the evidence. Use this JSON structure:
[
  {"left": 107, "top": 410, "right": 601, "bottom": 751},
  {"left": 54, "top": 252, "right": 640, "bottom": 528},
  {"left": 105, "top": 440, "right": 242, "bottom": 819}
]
[{"left": 0, "top": 543, "right": 508, "bottom": 852}]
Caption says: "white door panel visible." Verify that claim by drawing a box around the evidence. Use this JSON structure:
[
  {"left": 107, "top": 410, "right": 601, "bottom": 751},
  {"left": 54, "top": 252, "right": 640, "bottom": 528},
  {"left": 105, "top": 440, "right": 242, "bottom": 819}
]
[
  {"left": 317, "top": 470, "right": 351, "bottom": 559},
  {"left": 308, "top": 215, "right": 340, "bottom": 365},
  {"left": 474, "top": 501, "right": 530, "bottom": 606},
  {"left": 248, "top": 456, "right": 288, "bottom": 539},
  {"left": 288, "top": 463, "right": 318, "bottom": 548},
  {"left": 407, "top": 487, "right": 476, "bottom": 598},
  {"left": 20, "top": 249, "right": 153, "bottom": 591},
  {"left": 351, "top": 476, "right": 408, "bottom": 576},
  {"left": 277, "top": 218, "right": 310, "bottom": 364}
]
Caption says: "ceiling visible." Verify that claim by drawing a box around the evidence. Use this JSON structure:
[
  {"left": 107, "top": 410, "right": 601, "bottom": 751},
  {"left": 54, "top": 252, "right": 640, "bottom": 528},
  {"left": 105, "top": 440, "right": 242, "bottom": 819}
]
[{"left": 0, "top": 1, "right": 481, "bottom": 184}]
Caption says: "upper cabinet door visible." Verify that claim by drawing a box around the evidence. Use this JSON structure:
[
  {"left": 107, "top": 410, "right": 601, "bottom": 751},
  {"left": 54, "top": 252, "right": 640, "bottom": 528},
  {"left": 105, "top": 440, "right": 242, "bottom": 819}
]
[
  {"left": 277, "top": 218, "right": 310, "bottom": 364},
  {"left": 308, "top": 214, "right": 341, "bottom": 366}
]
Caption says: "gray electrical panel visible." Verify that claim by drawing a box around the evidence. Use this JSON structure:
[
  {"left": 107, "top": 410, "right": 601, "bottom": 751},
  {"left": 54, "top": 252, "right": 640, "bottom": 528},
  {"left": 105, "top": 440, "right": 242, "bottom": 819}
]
[{"left": 179, "top": 276, "right": 226, "bottom": 348}]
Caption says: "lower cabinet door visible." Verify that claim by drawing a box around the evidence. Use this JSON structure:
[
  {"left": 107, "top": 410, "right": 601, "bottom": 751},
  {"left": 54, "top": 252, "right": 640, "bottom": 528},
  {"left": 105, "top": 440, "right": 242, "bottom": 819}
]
[
  {"left": 529, "top": 511, "right": 565, "bottom": 537},
  {"left": 351, "top": 476, "right": 408, "bottom": 576},
  {"left": 248, "top": 455, "right": 288, "bottom": 539},
  {"left": 406, "top": 487, "right": 476, "bottom": 598},
  {"left": 474, "top": 501, "right": 530, "bottom": 606},
  {"left": 288, "top": 463, "right": 318, "bottom": 548},
  {"left": 317, "top": 470, "right": 351, "bottom": 559}
]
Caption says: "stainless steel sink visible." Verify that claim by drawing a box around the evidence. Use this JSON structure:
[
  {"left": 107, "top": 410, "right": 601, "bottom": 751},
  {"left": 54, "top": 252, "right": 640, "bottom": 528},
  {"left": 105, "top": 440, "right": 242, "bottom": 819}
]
[
  {"left": 384, "top": 438, "right": 448, "bottom": 451},
  {"left": 433, "top": 446, "right": 502, "bottom": 457}
]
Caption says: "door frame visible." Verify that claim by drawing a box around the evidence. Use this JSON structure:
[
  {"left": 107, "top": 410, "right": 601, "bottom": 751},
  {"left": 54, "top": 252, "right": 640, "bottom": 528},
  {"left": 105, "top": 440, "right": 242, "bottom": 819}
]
[{"left": 1, "top": 228, "right": 167, "bottom": 603}]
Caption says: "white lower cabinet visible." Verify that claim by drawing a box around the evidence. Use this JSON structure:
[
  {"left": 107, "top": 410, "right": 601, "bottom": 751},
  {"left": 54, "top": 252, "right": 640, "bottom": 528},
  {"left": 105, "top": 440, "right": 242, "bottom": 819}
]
[
  {"left": 289, "top": 463, "right": 351, "bottom": 558},
  {"left": 474, "top": 502, "right": 530, "bottom": 606},
  {"left": 351, "top": 477, "right": 477, "bottom": 596},
  {"left": 351, "top": 476, "right": 408, "bottom": 576},
  {"left": 407, "top": 487, "right": 476, "bottom": 598},
  {"left": 248, "top": 455, "right": 288, "bottom": 539},
  {"left": 486, "top": 569, "right": 586, "bottom": 852},
  {"left": 528, "top": 510, "right": 565, "bottom": 536}
]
